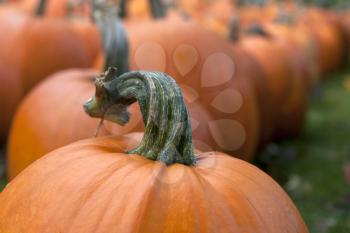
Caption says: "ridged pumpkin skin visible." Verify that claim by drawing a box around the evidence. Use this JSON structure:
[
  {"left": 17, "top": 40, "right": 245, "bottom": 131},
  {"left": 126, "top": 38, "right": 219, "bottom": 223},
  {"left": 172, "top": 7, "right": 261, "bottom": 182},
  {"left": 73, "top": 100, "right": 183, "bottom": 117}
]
[
  {"left": 0, "top": 10, "right": 99, "bottom": 93},
  {"left": 0, "top": 69, "right": 21, "bottom": 142},
  {"left": 3, "top": 0, "right": 72, "bottom": 17},
  {"left": 0, "top": 135, "right": 308, "bottom": 233},
  {"left": 260, "top": 23, "right": 318, "bottom": 90},
  {"left": 17, "top": 18, "right": 96, "bottom": 93},
  {"left": 239, "top": 36, "right": 291, "bottom": 136},
  {"left": 127, "top": 20, "right": 260, "bottom": 160},
  {"left": 298, "top": 8, "right": 345, "bottom": 75},
  {"left": 243, "top": 23, "right": 309, "bottom": 139},
  {"left": 0, "top": 10, "right": 24, "bottom": 142},
  {"left": 263, "top": 25, "right": 308, "bottom": 139},
  {"left": 230, "top": 45, "right": 275, "bottom": 148}
]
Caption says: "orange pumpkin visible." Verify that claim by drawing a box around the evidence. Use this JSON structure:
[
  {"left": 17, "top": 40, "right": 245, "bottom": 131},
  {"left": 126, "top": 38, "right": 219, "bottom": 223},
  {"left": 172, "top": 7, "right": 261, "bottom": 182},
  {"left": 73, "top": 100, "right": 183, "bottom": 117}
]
[
  {"left": 0, "top": 9, "right": 100, "bottom": 91},
  {"left": 7, "top": 69, "right": 144, "bottom": 179},
  {"left": 0, "top": 69, "right": 21, "bottom": 143},
  {"left": 0, "top": 70, "right": 308, "bottom": 233},
  {"left": 2, "top": 0, "right": 76, "bottom": 17},
  {"left": 0, "top": 9, "right": 23, "bottom": 142},
  {"left": 8, "top": 16, "right": 262, "bottom": 178},
  {"left": 127, "top": 19, "right": 261, "bottom": 159},
  {"left": 238, "top": 34, "right": 291, "bottom": 135},
  {"left": 296, "top": 7, "right": 345, "bottom": 75},
  {"left": 242, "top": 23, "right": 309, "bottom": 139},
  {"left": 341, "top": 12, "right": 350, "bottom": 63},
  {"left": 0, "top": 1, "right": 102, "bottom": 142}
]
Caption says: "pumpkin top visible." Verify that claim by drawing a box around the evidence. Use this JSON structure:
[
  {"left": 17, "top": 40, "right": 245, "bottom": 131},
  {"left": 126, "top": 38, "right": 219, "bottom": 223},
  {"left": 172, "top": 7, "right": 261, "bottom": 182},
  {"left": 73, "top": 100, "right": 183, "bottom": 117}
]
[{"left": 84, "top": 68, "right": 196, "bottom": 166}]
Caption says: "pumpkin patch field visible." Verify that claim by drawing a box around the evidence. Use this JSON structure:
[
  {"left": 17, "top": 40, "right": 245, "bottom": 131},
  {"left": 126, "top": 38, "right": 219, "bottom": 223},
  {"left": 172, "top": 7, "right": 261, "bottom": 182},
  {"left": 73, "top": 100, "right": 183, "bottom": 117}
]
[{"left": 0, "top": 0, "right": 350, "bottom": 232}]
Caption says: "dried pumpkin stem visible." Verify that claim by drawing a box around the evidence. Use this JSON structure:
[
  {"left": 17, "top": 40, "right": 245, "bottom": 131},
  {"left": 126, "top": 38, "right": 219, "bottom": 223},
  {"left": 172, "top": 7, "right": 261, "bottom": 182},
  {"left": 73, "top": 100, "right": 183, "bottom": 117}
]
[
  {"left": 35, "top": 0, "right": 46, "bottom": 16},
  {"left": 228, "top": 15, "right": 240, "bottom": 42},
  {"left": 119, "top": 0, "right": 167, "bottom": 19},
  {"left": 244, "top": 23, "right": 271, "bottom": 38},
  {"left": 92, "top": 0, "right": 130, "bottom": 76},
  {"left": 84, "top": 68, "right": 196, "bottom": 166}
]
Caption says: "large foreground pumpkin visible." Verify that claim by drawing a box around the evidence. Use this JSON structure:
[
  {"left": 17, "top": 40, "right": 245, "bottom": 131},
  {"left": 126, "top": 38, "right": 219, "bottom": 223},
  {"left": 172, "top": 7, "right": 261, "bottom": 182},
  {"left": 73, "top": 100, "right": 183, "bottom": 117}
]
[{"left": 0, "top": 70, "right": 308, "bottom": 233}]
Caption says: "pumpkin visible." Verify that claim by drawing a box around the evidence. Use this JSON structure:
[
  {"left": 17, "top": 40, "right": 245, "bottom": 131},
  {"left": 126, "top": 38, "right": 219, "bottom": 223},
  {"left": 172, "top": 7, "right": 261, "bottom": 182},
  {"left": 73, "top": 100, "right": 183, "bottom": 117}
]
[
  {"left": 126, "top": 19, "right": 261, "bottom": 160},
  {"left": 0, "top": 69, "right": 309, "bottom": 233},
  {"left": 296, "top": 7, "right": 345, "bottom": 75},
  {"left": 242, "top": 23, "right": 309, "bottom": 139},
  {"left": 2, "top": 0, "right": 77, "bottom": 17},
  {"left": 0, "top": 7, "right": 100, "bottom": 92},
  {"left": 0, "top": 4, "right": 102, "bottom": 142},
  {"left": 249, "top": 22, "right": 318, "bottom": 90},
  {"left": 341, "top": 12, "right": 350, "bottom": 64},
  {"left": 225, "top": 43, "right": 273, "bottom": 149},
  {"left": 0, "top": 9, "right": 23, "bottom": 142},
  {"left": 237, "top": 34, "right": 291, "bottom": 135},
  {"left": 7, "top": 69, "right": 144, "bottom": 179},
  {"left": 95, "top": 4, "right": 261, "bottom": 158},
  {"left": 8, "top": 12, "right": 262, "bottom": 178},
  {"left": 0, "top": 69, "right": 21, "bottom": 143}
]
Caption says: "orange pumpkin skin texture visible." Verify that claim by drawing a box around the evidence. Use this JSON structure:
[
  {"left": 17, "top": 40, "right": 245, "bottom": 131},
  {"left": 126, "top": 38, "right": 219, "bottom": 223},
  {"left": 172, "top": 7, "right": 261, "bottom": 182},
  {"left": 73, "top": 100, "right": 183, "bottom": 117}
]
[
  {"left": 0, "top": 135, "right": 308, "bottom": 233},
  {"left": 0, "top": 10, "right": 99, "bottom": 93},
  {"left": 260, "top": 23, "right": 319, "bottom": 90},
  {"left": 4, "top": 0, "right": 71, "bottom": 17},
  {"left": 0, "top": 11, "right": 24, "bottom": 141},
  {"left": 17, "top": 18, "right": 95, "bottom": 93},
  {"left": 297, "top": 8, "right": 345, "bottom": 75},
  {"left": 6, "top": 69, "right": 214, "bottom": 179},
  {"left": 262, "top": 25, "right": 308, "bottom": 139},
  {"left": 7, "top": 69, "right": 144, "bottom": 179},
  {"left": 0, "top": 69, "right": 21, "bottom": 142},
  {"left": 243, "top": 23, "right": 309, "bottom": 139},
  {"left": 230, "top": 45, "right": 276, "bottom": 148},
  {"left": 239, "top": 36, "right": 291, "bottom": 128},
  {"left": 127, "top": 20, "right": 260, "bottom": 160}
]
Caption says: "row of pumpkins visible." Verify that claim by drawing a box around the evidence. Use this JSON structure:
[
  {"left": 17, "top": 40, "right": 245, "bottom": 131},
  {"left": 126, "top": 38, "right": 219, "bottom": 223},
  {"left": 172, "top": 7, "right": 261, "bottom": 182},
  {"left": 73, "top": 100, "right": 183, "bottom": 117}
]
[{"left": 0, "top": 0, "right": 349, "bottom": 232}]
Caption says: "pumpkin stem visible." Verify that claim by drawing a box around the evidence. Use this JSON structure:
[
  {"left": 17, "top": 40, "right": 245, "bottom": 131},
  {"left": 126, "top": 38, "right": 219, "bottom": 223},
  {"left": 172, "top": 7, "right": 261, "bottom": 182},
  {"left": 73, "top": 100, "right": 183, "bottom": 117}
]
[
  {"left": 35, "top": 0, "right": 46, "bottom": 16},
  {"left": 84, "top": 68, "right": 196, "bottom": 166},
  {"left": 119, "top": 0, "right": 167, "bottom": 19},
  {"left": 228, "top": 15, "right": 240, "bottom": 42},
  {"left": 244, "top": 23, "right": 271, "bottom": 38},
  {"left": 149, "top": 0, "right": 167, "bottom": 19},
  {"left": 92, "top": 0, "right": 129, "bottom": 76}
]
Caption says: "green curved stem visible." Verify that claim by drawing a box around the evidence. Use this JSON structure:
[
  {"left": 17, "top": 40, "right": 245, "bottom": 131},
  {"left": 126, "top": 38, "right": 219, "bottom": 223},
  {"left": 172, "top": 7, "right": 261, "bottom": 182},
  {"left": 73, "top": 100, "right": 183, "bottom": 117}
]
[
  {"left": 84, "top": 68, "right": 196, "bottom": 166},
  {"left": 35, "top": 0, "right": 46, "bottom": 16},
  {"left": 92, "top": 1, "right": 129, "bottom": 76}
]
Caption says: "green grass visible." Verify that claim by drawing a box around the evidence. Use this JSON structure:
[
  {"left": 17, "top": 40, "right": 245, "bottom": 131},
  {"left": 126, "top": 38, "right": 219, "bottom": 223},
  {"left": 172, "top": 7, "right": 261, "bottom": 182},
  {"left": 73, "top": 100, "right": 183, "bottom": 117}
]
[
  {"left": 0, "top": 71, "right": 349, "bottom": 232},
  {"left": 259, "top": 71, "right": 350, "bottom": 232}
]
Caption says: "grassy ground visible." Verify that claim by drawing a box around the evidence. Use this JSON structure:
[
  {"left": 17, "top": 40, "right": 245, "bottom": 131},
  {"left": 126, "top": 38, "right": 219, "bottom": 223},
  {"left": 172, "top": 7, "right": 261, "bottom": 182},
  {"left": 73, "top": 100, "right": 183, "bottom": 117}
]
[
  {"left": 0, "top": 71, "right": 349, "bottom": 232},
  {"left": 258, "top": 71, "right": 350, "bottom": 232}
]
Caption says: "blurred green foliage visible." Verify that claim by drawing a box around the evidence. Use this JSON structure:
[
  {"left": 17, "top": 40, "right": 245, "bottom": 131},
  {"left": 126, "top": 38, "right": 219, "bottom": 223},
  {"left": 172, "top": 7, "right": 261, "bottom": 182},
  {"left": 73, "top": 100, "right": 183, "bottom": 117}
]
[{"left": 259, "top": 71, "right": 350, "bottom": 232}]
